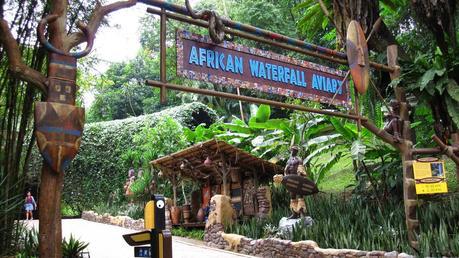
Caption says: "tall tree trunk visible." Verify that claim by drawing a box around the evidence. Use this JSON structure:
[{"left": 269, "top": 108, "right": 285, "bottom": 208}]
[
  {"left": 411, "top": 0, "right": 456, "bottom": 56},
  {"left": 332, "top": 0, "right": 397, "bottom": 52}
]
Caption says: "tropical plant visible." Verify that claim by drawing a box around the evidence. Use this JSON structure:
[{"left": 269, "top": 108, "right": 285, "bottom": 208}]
[
  {"left": 62, "top": 234, "right": 90, "bottom": 258},
  {"left": 16, "top": 226, "right": 39, "bottom": 258},
  {"left": 129, "top": 171, "right": 153, "bottom": 203},
  {"left": 184, "top": 103, "right": 359, "bottom": 186},
  {"left": 226, "top": 193, "right": 459, "bottom": 256}
]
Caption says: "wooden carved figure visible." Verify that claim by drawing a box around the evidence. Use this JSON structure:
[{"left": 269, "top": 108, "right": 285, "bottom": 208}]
[{"left": 383, "top": 100, "right": 402, "bottom": 142}]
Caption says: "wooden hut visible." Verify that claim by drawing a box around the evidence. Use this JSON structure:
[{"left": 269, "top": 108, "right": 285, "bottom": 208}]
[{"left": 150, "top": 139, "right": 283, "bottom": 226}]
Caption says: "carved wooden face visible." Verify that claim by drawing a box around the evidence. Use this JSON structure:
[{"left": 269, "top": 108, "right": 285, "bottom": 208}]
[{"left": 34, "top": 102, "right": 85, "bottom": 173}]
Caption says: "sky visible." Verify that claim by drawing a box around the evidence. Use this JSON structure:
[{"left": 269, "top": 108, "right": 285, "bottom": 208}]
[
  {"left": 83, "top": 0, "right": 200, "bottom": 107},
  {"left": 91, "top": 5, "right": 144, "bottom": 72},
  {"left": 82, "top": 3, "right": 145, "bottom": 107}
]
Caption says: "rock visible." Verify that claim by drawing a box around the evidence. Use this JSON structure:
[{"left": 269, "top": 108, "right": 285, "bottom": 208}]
[
  {"left": 292, "top": 240, "right": 318, "bottom": 249},
  {"left": 384, "top": 251, "right": 398, "bottom": 258},
  {"left": 278, "top": 216, "right": 313, "bottom": 239},
  {"left": 81, "top": 211, "right": 96, "bottom": 221},
  {"left": 397, "top": 253, "right": 414, "bottom": 258},
  {"left": 368, "top": 251, "right": 386, "bottom": 256}
]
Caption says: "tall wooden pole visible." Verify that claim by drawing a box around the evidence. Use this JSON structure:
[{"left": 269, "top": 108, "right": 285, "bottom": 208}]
[
  {"left": 388, "top": 45, "right": 419, "bottom": 250},
  {"left": 39, "top": 164, "right": 64, "bottom": 257},
  {"left": 35, "top": 4, "right": 86, "bottom": 258},
  {"left": 38, "top": 3, "right": 68, "bottom": 257},
  {"left": 159, "top": 8, "right": 167, "bottom": 104}
]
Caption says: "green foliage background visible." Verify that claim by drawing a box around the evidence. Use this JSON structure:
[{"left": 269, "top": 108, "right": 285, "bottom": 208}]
[{"left": 27, "top": 102, "right": 217, "bottom": 211}]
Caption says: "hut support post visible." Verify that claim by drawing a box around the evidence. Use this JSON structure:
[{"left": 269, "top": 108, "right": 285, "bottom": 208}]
[
  {"left": 219, "top": 154, "right": 230, "bottom": 196},
  {"left": 170, "top": 172, "right": 179, "bottom": 206}
]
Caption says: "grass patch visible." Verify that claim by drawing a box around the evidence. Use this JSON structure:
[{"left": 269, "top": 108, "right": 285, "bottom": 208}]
[
  {"left": 318, "top": 155, "right": 355, "bottom": 193},
  {"left": 171, "top": 227, "right": 204, "bottom": 240}
]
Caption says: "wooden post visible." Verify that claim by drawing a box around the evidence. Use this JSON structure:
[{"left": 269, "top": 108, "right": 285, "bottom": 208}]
[
  {"left": 219, "top": 154, "right": 231, "bottom": 196},
  {"left": 159, "top": 8, "right": 167, "bottom": 104},
  {"left": 388, "top": 44, "right": 419, "bottom": 250},
  {"left": 38, "top": 164, "right": 64, "bottom": 257}
]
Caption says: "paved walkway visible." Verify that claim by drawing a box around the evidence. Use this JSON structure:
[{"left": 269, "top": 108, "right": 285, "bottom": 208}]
[{"left": 26, "top": 219, "right": 254, "bottom": 258}]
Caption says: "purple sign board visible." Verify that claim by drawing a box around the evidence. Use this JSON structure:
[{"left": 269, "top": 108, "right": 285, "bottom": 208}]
[{"left": 177, "top": 30, "right": 350, "bottom": 107}]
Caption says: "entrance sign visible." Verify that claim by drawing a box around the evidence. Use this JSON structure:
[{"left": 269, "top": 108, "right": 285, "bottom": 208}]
[
  {"left": 413, "top": 160, "right": 448, "bottom": 194},
  {"left": 177, "top": 30, "right": 351, "bottom": 107}
]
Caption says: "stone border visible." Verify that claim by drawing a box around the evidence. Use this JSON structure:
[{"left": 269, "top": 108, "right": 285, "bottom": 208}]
[
  {"left": 81, "top": 211, "right": 145, "bottom": 231},
  {"left": 205, "top": 224, "right": 414, "bottom": 258}
]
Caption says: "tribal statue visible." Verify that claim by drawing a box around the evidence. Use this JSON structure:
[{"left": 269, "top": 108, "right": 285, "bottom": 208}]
[
  {"left": 383, "top": 100, "right": 402, "bottom": 143},
  {"left": 283, "top": 145, "right": 308, "bottom": 219}
]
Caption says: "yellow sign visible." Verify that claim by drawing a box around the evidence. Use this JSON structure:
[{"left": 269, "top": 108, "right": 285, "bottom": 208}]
[
  {"left": 145, "top": 200, "right": 155, "bottom": 230},
  {"left": 413, "top": 160, "right": 448, "bottom": 194}
]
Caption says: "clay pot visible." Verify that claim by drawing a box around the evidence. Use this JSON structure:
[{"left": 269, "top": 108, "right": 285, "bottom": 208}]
[
  {"left": 182, "top": 204, "right": 191, "bottom": 224},
  {"left": 170, "top": 206, "right": 182, "bottom": 225},
  {"left": 196, "top": 208, "right": 205, "bottom": 222}
]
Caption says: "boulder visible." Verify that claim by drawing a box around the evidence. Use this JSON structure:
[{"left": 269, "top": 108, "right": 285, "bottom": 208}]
[{"left": 278, "top": 216, "right": 313, "bottom": 239}]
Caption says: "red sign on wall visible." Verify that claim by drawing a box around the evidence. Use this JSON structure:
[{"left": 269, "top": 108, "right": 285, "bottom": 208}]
[{"left": 177, "top": 30, "right": 350, "bottom": 107}]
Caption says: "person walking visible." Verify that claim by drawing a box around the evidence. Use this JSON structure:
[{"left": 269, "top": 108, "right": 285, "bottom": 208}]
[{"left": 24, "top": 191, "right": 37, "bottom": 220}]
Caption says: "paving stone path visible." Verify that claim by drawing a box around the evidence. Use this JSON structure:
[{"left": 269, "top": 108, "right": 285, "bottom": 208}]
[{"left": 27, "top": 219, "right": 254, "bottom": 258}]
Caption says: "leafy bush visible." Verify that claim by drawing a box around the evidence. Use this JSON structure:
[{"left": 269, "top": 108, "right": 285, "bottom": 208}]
[
  {"left": 15, "top": 227, "right": 89, "bottom": 258},
  {"left": 61, "top": 203, "right": 80, "bottom": 217},
  {"left": 129, "top": 171, "right": 153, "bottom": 203},
  {"left": 16, "top": 226, "right": 39, "bottom": 258},
  {"left": 27, "top": 102, "right": 217, "bottom": 212}
]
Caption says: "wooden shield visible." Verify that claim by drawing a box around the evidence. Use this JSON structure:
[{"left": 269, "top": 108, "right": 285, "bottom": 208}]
[
  {"left": 35, "top": 102, "right": 85, "bottom": 173},
  {"left": 346, "top": 20, "right": 369, "bottom": 95},
  {"left": 282, "top": 174, "right": 318, "bottom": 196}
]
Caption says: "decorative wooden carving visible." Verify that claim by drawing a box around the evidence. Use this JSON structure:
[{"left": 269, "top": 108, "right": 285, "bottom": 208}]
[
  {"left": 242, "top": 178, "right": 256, "bottom": 216},
  {"left": 35, "top": 102, "right": 84, "bottom": 173},
  {"left": 346, "top": 20, "right": 369, "bottom": 94},
  {"left": 383, "top": 100, "right": 402, "bottom": 143},
  {"left": 256, "top": 186, "right": 271, "bottom": 218}
]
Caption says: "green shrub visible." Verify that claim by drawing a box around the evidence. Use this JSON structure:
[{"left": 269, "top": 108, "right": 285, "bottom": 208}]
[
  {"left": 62, "top": 234, "right": 89, "bottom": 258},
  {"left": 16, "top": 226, "right": 39, "bottom": 258},
  {"left": 61, "top": 203, "right": 80, "bottom": 217},
  {"left": 171, "top": 227, "right": 205, "bottom": 240},
  {"left": 27, "top": 102, "right": 217, "bottom": 212}
]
